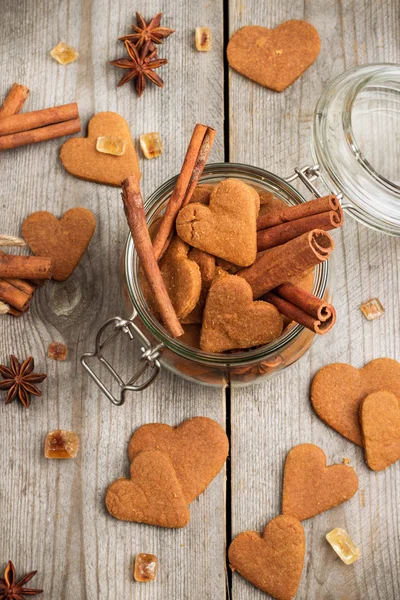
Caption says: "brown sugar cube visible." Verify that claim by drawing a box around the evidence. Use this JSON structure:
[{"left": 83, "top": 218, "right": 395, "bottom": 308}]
[
  {"left": 48, "top": 342, "right": 67, "bottom": 361},
  {"left": 44, "top": 430, "right": 79, "bottom": 459},
  {"left": 134, "top": 554, "right": 158, "bottom": 582}
]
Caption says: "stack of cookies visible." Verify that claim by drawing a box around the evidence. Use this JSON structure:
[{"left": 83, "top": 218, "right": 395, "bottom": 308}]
[
  {"left": 105, "top": 417, "right": 229, "bottom": 527},
  {"left": 143, "top": 177, "right": 341, "bottom": 352},
  {"left": 312, "top": 357, "right": 400, "bottom": 471}
]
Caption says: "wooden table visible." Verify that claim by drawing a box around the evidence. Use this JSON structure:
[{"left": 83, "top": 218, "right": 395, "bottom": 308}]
[{"left": 1, "top": 1, "right": 399, "bottom": 598}]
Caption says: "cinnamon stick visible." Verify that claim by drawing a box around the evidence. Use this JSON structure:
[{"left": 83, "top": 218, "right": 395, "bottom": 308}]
[
  {"left": 263, "top": 282, "right": 336, "bottom": 334},
  {"left": 121, "top": 175, "right": 184, "bottom": 338},
  {"left": 238, "top": 230, "right": 334, "bottom": 299},
  {"left": 0, "top": 280, "right": 31, "bottom": 311},
  {"left": 263, "top": 290, "right": 336, "bottom": 334},
  {"left": 257, "top": 195, "right": 341, "bottom": 230},
  {"left": 0, "top": 255, "right": 52, "bottom": 279},
  {"left": 275, "top": 282, "right": 334, "bottom": 320},
  {"left": 0, "top": 299, "right": 23, "bottom": 317},
  {"left": 7, "top": 306, "right": 25, "bottom": 317},
  {"left": 0, "top": 102, "right": 79, "bottom": 136},
  {"left": 152, "top": 124, "right": 215, "bottom": 260},
  {"left": 257, "top": 207, "right": 343, "bottom": 251},
  {"left": 3, "top": 278, "right": 36, "bottom": 296},
  {"left": 0, "top": 118, "right": 81, "bottom": 151},
  {"left": 0, "top": 83, "right": 30, "bottom": 118}
]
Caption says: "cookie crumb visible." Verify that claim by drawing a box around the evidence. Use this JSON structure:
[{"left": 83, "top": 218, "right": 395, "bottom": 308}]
[{"left": 343, "top": 457, "right": 351, "bottom": 465}]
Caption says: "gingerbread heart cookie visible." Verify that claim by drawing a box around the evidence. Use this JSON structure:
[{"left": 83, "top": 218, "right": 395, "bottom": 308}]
[
  {"left": 60, "top": 111, "right": 141, "bottom": 186},
  {"left": 182, "top": 248, "right": 216, "bottom": 324},
  {"left": 227, "top": 20, "right": 321, "bottom": 92},
  {"left": 128, "top": 417, "right": 229, "bottom": 503},
  {"left": 282, "top": 444, "right": 358, "bottom": 521},
  {"left": 159, "top": 236, "right": 202, "bottom": 319},
  {"left": 228, "top": 515, "right": 305, "bottom": 600},
  {"left": 176, "top": 178, "right": 258, "bottom": 267},
  {"left": 105, "top": 450, "right": 190, "bottom": 528},
  {"left": 360, "top": 391, "right": 400, "bottom": 471},
  {"left": 200, "top": 274, "right": 283, "bottom": 352},
  {"left": 189, "top": 183, "right": 215, "bottom": 205},
  {"left": 311, "top": 358, "right": 400, "bottom": 446},
  {"left": 22, "top": 207, "right": 96, "bottom": 281}
]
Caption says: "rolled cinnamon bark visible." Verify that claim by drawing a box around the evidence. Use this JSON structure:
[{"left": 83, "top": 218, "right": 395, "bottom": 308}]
[
  {"left": 0, "top": 83, "right": 30, "bottom": 117},
  {"left": 263, "top": 290, "right": 336, "bottom": 334},
  {"left": 152, "top": 124, "right": 215, "bottom": 260},
  {"left": 257, "top": 208, "right": 343, "bottom": 251},
  {"left": 0, "top": 280, "right": 31, "bottom": 311},
  {"left": 3, "top": 278, "right": 35, "bottom": 297},
  {"left": 0, "top": 299, "right": 24, "bottom": 317},
  {"left": 0, "top": 102, "right": 79, "bottom": 135},
  {"left": 0, "top": 255, "right": 52, "bottom": 279},
  {"left": 238, "top": 230, "right": 334, "bottom": 299},
  {"left": 275, "top": 282, "right": 333, "bottom": 321},
  {"left": 257, "top": 195, "right": 341, "bottom": 230},
  {"left": 7, "top": 306, "right": 25, "bottom": 317},
  {"left": 121, "top": 175, "right": 184, "bottom": 338},
  {"left": 0, "top": 118, "right": 81, "bottom": 151}
]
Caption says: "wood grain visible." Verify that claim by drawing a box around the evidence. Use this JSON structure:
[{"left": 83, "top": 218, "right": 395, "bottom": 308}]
[
  {"left": 1, "top": 0, "right": 400, "bottom": 599},
  {"left": 229, "top": 1, "right": 400, "bottom": 599},
  {"left": 0, "top": 1, "right": 226, "bottom": 599}
]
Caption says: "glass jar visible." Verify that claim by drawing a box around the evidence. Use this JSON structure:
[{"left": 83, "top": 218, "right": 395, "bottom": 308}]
[
  {"left": 81, "top": 64, "right": 400, "bottom": 404},
  {"left": 312, "top": 64, "right": 400, "bottom": 234},
  {"left": 82, "top": 163, "right": 332, "bottom": 403}
]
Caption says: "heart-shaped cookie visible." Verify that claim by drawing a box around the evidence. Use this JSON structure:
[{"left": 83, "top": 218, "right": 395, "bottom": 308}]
[
  {"left": 200, "top": 274, "right": 283, "bottom": 352},
  {"left": 159, "top": 236, "right": 202, "bottom": 319},
  {"left": 311, "top": 358, "right": 400, "bottom": 446},
  {"left": 128, "top": 417, "right": 229, "bottom": 503},
  {"left": 282, "top": 444, "right": 358, "bottom": 521},
  {"left": 360, "top": 391, "right": 400, "bottom": 471},
  {"left": 60, "top": 111, "right": 141, "bottom": 186},
  {"left": 105, "top": 450, "right": 190, "bottom": 528},
  {"left": 228, "top": 515, "right": 305, "bottom": 600},
  {"left": 182, "top": 248, "right": 216, "bottom": 324},
  {"left": 176, "top": 178, "right": 258, "bottom": 267},
  {"left": 227, "top": 20, "right": 321, "bottom": 92},
  {"left": 22, "top": 207, "right": 96, "bottom": 281},
  {"left": 189, "top": 183, "right": 215, "bottom": 205}
]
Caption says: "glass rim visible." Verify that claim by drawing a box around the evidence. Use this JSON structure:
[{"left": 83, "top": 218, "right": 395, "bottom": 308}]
[
  {"left": 124, "top": 162, "right": 329, "bottom": 366},
  {"left": 312, "top": 63, "right": 400, "bottom": 235},
  {"left": 345, "top": 69, "right": 400, "bottom": 195}
]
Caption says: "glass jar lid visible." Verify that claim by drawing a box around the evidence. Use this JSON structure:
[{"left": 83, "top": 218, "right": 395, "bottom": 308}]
[{"left": 312, "top": 64, "right": 400, "bottom": 235}]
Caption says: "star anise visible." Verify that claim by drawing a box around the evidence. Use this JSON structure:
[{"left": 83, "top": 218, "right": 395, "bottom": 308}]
[
  {"left": 0, "top": 561, "right": 43, "bottom": 599},
  {"left": 110, "top": 40, "right": 168, "bottom": 97},
  {"left": 0, "top": 356, "right": 47, "bottom": 408},
  {"left": 119, "top": 12, "right": 174, "bottom": 54}
]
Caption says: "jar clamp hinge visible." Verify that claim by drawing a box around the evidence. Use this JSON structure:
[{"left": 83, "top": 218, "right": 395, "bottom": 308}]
[
  {"left": 81, "top": 314, "right": 163, "bottom": 406},
  {"left": 286, "top": 164, "right": 353, "bottom": 210}
]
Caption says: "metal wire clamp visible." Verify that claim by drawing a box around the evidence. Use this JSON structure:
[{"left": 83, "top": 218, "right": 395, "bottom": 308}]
[{"left": 81, "top": 315, "right": 163, "bottom": 406}]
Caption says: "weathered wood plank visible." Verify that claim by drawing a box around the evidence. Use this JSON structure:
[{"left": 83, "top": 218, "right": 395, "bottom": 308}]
[
  {"left": 229, "top": 1, "right": 400, "bottom": 598},
  {"left": 0, "top": 1, "right": 226, "bottom": 599}
]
